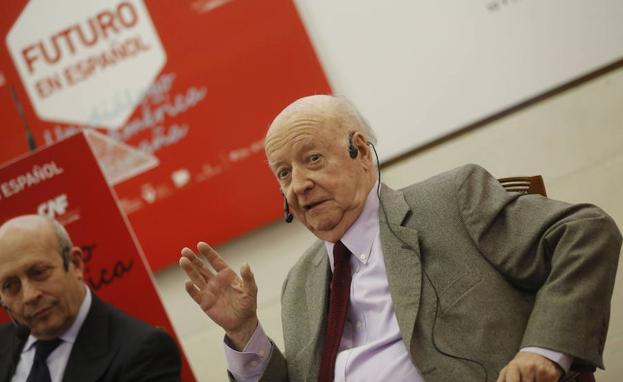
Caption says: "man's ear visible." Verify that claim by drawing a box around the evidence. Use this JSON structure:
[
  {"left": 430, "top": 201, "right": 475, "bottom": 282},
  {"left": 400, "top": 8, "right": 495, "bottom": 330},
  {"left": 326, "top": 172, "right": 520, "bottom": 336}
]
[
  {"left": 68, "top": 246, "right": 85, "bottom": 279},
  {"left": 353, "top": 132, "right": 373, "bottom": 169}
]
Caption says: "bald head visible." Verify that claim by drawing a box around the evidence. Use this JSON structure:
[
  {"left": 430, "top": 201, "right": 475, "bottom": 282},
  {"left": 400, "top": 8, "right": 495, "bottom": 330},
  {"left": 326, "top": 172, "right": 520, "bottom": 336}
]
[
  {"left": 0, "top": 215, "right": 58, "bottom": 254},
  {"left": 266, "top": 95, "right": 376, "bottom": 151},
  {"left": 0, "top": 214, "right": 50, "bottom": 231},
  {"left": 0, "top": 215, "right": 71, "bottom": 270}
]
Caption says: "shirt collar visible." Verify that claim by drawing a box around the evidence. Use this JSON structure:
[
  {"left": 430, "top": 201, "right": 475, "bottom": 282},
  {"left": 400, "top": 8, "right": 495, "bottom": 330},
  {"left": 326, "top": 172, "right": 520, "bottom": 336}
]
[
  {"left": 23, "top": 285, "right": 92, "bottom": 352},
  {"left": 325, "top": 182, "right": 380, "bottom": 270}
]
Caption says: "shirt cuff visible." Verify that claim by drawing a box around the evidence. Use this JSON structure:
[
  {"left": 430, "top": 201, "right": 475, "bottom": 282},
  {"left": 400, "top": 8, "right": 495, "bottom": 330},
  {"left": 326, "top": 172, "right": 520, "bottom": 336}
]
[
  {"left": 224, "top": 323, "right": 273, "bottom": 381},
  {"left": 520, "top": 347, "right": 573, "bottom": 374}
]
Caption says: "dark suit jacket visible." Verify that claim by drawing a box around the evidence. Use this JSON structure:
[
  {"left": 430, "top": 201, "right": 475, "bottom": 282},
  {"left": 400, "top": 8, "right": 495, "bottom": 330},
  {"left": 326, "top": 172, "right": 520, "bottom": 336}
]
[
  {"left": 255, "top": 164, "right": 621, "bottom": 382},
  {"left": 0, "top": 293, "right": 181, "bottom": 381}
]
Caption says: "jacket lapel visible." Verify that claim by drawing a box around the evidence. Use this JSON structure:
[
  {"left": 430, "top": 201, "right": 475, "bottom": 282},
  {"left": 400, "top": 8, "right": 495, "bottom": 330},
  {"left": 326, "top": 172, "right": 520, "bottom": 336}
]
[
  {"left": 379, "top": 184, "right": 423, "bottom": 352},
  {"left": 299, "top": 250, "right": 330, "bottom": 381},
  {"left": 63, "top": 294, "right": 115, "bottom": 381},
  {"left": 306, "top": 250, "right": 330, "bottom": 338}
]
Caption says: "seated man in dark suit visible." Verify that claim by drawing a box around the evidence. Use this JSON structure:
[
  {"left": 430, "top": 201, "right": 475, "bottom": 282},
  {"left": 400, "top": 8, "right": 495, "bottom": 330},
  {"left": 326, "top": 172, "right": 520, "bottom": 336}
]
[{"left": 0, "top": 214, "right": 182, "bottom": 381}]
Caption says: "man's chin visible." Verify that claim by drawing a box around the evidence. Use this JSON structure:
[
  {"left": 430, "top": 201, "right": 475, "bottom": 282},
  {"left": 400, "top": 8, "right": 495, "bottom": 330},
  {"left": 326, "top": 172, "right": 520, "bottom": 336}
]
[
  {"left": 29, "top": 315, "right": 64, "bottom": 339},
  {"left": 306, "top": 219, "right": 346, "bottom": 242},
  {"left": 31, "top": 326, "right": 64, "bottom": 339}
]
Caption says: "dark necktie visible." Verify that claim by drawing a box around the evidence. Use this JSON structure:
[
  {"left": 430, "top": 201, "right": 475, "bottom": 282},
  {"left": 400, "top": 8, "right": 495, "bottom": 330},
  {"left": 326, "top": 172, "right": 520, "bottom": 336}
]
[
  {"left": 318, "top": 240, "right": 352, "bottom": 382},
  {"left": 27, "top": 338, "right": 62, "bottom": 382}
]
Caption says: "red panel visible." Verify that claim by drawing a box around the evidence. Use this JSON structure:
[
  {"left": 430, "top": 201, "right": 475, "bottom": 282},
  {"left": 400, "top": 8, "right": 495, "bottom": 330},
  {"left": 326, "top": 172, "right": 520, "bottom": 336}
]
[
  {"left": 0, "top": 0, "right": 331, "bottom": 270},
  {"left": 0, "top": 133, "right": 195, "bottom": 381}
]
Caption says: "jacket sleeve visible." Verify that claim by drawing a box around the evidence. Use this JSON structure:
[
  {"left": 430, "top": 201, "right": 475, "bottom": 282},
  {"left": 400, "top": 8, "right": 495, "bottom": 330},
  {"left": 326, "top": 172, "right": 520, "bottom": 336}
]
[
  {"left": 226, "top": 338, "right": 288, "bottom": 382},
  {"left": 258, "top": 342, "right": 288, "bottom": 382},
  {"left": 456, "top": 164, "right": 622, "bottom": 369}
]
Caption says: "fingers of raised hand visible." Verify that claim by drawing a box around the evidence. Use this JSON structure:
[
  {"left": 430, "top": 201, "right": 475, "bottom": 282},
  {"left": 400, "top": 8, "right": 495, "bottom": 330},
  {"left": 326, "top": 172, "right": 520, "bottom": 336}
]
[
  {"left": 181, "top": 246, "right": 215, "bottom": 279},
  {"left": 184, "top": 280, "right": 215, "bottom": 311},
  {"left": 240, "top": 262, "right": 258, "bottom": 295},
  {"left": 179, "top": 255, "right": 211, "bottom": 290},
  {"left": 197, "top": 241, "right": 229, "bottom": 272},
  {"left": 184, "top": 279, "right": 202, "bottom": 305}
]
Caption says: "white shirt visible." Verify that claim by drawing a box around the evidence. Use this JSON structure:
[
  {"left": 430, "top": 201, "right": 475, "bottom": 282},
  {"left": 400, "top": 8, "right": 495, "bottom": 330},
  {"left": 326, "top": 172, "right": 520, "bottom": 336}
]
[
  {"left": 12, "top": 286, "right": 92, "bottom": 382},
  {"left": 225, "top": 185, "right": 572, "bottom": 380}
]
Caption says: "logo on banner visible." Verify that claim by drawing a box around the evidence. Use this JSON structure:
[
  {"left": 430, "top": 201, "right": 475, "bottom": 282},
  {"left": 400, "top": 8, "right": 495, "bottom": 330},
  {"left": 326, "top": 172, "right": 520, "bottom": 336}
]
[
  {"left": 6, "top": 0, "right": 166, "bottom": 130},
  {"left": 38, "top": 194, "right": 69, "bottom": 218},
  {"left": 37, "top": 193, "right": 81, "bottom": 225}
]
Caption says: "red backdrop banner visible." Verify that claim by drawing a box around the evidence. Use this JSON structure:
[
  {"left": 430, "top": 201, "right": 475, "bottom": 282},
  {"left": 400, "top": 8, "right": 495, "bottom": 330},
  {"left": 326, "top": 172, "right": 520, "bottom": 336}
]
[
  {"left": 0, "top": 132, "right": 195, "bottom": 381},
  {"left": 0, "top": 0, "right": 331, "bottom": 270}
]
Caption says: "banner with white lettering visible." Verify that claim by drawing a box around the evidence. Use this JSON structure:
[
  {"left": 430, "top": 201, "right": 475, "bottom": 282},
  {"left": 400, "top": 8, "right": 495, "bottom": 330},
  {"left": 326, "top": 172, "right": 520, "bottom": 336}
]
[
  {"left": 0, "top": 0, "right": 331, "bottom": 270},
  {"left": 0, "top": 132, "right": 196, "bottom": 381}
]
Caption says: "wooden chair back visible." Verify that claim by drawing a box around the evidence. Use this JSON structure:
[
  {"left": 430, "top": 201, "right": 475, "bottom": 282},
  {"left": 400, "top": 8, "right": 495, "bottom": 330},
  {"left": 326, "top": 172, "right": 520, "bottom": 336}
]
[{"left": 498, "top": 175, "right": 547, "bottom": 197}]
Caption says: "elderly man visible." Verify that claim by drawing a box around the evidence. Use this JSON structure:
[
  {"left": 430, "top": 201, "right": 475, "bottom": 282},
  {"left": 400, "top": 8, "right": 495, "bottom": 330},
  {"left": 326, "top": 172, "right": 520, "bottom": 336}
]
[
  {"left": 0, "top": 215, "right": 181, "bottom": 381},
  {"left": 179, "top": 95, "right": 621, "bottom": 382}
]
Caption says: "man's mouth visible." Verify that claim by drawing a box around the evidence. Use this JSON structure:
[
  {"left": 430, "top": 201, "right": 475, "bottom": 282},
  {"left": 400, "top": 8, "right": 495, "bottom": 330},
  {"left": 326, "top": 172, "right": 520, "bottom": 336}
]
[
  {"left": 28, "top": 306, "right": 53, "bottom": 320},
  {"left": 304, "top": 200, "right": 327, "bottom": 211}
]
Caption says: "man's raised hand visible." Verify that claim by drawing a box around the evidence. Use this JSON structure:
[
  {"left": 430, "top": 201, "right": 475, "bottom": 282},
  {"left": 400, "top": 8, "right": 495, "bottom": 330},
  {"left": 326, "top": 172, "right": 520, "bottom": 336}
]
[{"left": 179, "top": 241, "right": 259, "bottom": 350}]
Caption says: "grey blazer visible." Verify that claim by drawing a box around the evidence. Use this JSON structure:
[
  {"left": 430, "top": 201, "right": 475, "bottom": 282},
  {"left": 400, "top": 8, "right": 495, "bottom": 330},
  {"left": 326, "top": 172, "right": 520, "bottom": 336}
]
[{"left": 256, "top": 164, "right": 621, "bottom": 382}]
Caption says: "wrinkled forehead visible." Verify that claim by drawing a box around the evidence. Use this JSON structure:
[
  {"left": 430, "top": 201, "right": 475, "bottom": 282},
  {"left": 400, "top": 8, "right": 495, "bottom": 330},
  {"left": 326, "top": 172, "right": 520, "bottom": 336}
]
[
  {"left": 265, "top": 114, "right": 342, "bottom": 158},
  {"left": 0, "top": 232, "right": 55, "bottom": 283},
  {"left": 0, "top": 217, "right": 58, "bottom": 260}
]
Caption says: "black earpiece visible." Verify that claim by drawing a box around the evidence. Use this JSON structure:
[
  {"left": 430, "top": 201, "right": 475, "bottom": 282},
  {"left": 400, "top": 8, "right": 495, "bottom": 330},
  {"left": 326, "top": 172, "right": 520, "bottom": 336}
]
[
  {"left": 348, "top": 133, "right": 359, "bottom": 159},
  {"left": 282, "top": 192, "right": 293, "bottom": 223}
]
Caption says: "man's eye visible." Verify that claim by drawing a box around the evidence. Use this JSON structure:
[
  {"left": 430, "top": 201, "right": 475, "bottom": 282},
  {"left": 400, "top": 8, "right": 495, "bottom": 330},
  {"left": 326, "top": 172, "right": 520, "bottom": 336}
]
[
  {"left": 2, "top": 280, "right": 19, "bottom": 296},
  {"left": 277, "top": 168, "right": 290, "bottom": 179},
  {"left": 31, "top": 267, "right": 51, "bottom": 280},
  {"left": 309, "top": 154, "right": 321, "bottom": 162}
]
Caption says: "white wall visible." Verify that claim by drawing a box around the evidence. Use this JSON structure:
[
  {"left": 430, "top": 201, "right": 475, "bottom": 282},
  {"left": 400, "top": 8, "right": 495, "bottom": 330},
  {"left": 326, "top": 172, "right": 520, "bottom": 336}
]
[
  {"left": 154, "top": 64, "right": 623, "bottom": 381},
  {"left": 289, "top": 0, "right": 623, "bottom": 161}
]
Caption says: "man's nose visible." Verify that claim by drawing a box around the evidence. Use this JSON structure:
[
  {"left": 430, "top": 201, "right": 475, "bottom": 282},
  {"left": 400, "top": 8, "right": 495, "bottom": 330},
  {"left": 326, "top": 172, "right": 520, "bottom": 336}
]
[
  {"left": 290, "top": 167, "right": 313, "bottom": 195},
  {"left": 21, "top": 280, "right": 42, "bottom": 304}
]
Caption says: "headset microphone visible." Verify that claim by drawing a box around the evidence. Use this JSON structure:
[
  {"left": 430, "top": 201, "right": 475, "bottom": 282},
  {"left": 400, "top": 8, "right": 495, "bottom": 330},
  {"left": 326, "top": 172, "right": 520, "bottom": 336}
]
[{"left": 282, "top": 192, "right": 294, "bottom": 223}]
